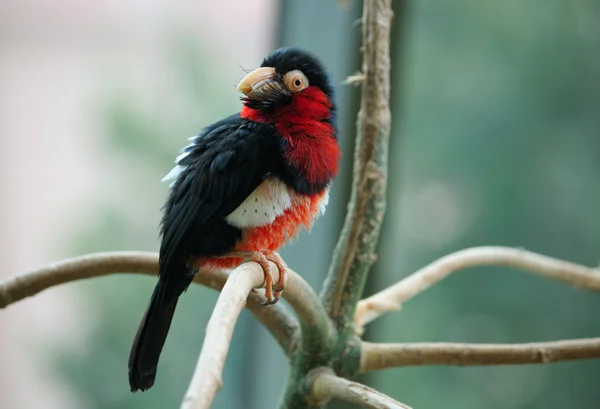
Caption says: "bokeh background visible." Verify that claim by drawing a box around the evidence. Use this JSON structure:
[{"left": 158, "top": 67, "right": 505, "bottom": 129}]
[{"left": 1, "top": 0, "right": 599, "bottom": 408}]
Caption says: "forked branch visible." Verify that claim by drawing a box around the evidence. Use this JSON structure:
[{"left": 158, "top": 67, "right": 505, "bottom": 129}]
[
  {"left": 311, "top": 368, "right": 412, "bottom": 409},
  {"left": 355, "top": 246, "right": 600, "bottom": 333}
]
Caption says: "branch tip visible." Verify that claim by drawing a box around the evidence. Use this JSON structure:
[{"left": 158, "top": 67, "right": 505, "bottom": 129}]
[{"left": 345, "top": 73, "right": 366, "bottom": 85}]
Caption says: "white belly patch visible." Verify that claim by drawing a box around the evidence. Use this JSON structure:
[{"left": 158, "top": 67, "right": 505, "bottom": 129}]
[{"left": 225, "top": 177, "right": 293, "bottom": 228}]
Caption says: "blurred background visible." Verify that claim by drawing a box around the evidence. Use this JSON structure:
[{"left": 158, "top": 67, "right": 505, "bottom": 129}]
[{"left": 1, "top": 0, "right": 599, "bottom": 408}]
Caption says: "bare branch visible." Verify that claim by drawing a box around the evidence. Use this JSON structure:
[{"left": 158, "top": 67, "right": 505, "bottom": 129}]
[
  {"left": 0, "top": 251, "right": 159, "bottom": 307},
  {"left": 311, "top": 368, "right": 412, "bottom": 409},
  {"left": 321, "top": 0, "right": 394, "bottom": 332},
  {"left": 355, "top": 246, "right": 600, "bottom": 332},
  {"left": 360, "top": 339, "right": 600, "bottom": 373},
  {"left": 282, "top": 268, "right": 334, "bottom": 356},
  {"left": 0, "top": 251, "right": 299, "bottom": 355},
  {"left": 181, "top": 261, "right": 279, "bottom": 409}
]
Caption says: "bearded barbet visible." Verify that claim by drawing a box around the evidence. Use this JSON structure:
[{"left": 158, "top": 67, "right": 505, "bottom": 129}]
[{"left": 128, "top": 47, "right": 340, "bottom": 392}]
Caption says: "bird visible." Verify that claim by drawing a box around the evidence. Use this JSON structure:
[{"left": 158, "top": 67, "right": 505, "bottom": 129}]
[{"left": 128, "top": 47, "right": 341, "bottom": 392}]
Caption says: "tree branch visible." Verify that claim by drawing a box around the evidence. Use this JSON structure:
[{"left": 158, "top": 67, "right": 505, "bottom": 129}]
[
  {"left": 310, "top": 368, "right": 412, "bottom": 409},
  {"left": 321, "top": 0, "right": 393, "bottom": 333},
  {"left": 0, "top": 251, "right": 335, "bottom": 408},
  {"left": 0, "top": 251, "right": 299, "bottom": 356},
  {"left": 181, "top": 262, "right": 279, "bottom": 409},
  {"left": 0, "top": 251, "right": 160, "bottom": 307},
  {"left": 360, "top": 339, "right": 600, "bottom": 372},
  {"left": 355, "top": 246, "right": 600, "bottom": 333},
  {"left": 282, "top": 268, "right": 334, "bottom": 358}
]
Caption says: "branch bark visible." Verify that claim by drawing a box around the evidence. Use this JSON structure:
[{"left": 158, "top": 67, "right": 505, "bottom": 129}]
[
  {"left": 311, "top": 368, "right": 412, "bottom": 409},
  {"left": 321, "top": 0, "right": 393, "bottom": 333},
  {"left": 0, "top": 251, "right": 299, "bottom": 356},
  {"left": 281, "top": 268, "right": 334, "bottom": 358},
  {"left": 181, "top": 262, "right": 279, "bottom": 409},
  {"left": 360, "top": 339, "right": 600, "bottom": 372},
  {"left": 355, "top": 246, "right": 600, "bottom": 333}
]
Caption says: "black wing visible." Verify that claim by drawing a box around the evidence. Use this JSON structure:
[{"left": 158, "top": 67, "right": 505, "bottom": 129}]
[{"left": 158, "top": 114, "right": 278, "bottom": 288}]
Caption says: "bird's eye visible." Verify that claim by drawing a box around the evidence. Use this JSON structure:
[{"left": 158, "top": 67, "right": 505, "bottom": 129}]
[{"left": 283, "top": 70, "right": 309, "bottom": 93}]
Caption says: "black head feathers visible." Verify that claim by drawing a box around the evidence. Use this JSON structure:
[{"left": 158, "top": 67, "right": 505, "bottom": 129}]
[{"left": 261, "top": 47, "right": 335, "bottom": 101}]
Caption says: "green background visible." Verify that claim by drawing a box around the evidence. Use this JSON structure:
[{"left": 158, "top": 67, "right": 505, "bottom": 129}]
[{"left": 55, "top": 1, "right": 600, "bottom": 408}]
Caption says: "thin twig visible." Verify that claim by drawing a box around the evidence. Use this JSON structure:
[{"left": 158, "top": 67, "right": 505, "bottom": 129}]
[
  {"left": 345, "top": 72, "right": 366, "bottom": 85},
  {"left": 311, "top": 368, "right": 412, "bottom": 409},
  {"left": 321, "top": 0, "right": 394, "bottom": 333},
  {"left": 0, "top": 251, "right": 299, "bottom": 355},
  {"left": 181, "top": 262, "right": 279, "bottom": 409},
  {"left": 360, "top": 339, "right": 600, "bottom": 373},
  {"left": 355, "top": 246, "right": 600, "bottom": 333}
]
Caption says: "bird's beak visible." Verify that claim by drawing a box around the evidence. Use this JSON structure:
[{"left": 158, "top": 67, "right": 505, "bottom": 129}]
[{"left": 237, "top": 67, "right": 277, "bottom": 95}]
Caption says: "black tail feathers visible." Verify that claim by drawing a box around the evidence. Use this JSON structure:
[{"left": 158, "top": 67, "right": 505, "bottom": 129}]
[{"left": 128, "top": 280, "right": 179, "bottom": 392}]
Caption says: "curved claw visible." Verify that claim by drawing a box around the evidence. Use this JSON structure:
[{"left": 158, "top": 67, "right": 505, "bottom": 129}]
[
  {"left": 262, "top": 297, "right": 279, "bottom": 306},
  {"left": 267, "top": 252, "right": 287, "bottom": 295},
  {"left": 214, "top": 250, "right": 287, "bottom": 306}
]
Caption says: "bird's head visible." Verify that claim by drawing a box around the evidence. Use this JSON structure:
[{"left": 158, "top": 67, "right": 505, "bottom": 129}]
[
  {"left": 238, "top": 47, "right": 340, "bottom": 191},
  {"left": 237, "top": 47, "right": 336, "bottom": 123}
]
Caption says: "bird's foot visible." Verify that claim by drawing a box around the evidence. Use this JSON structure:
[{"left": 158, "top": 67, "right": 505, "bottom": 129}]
[
  {"left": 223, "top": 251, "right": 287, "bottom": 305},
  {"left": 265, "top": 252, "right": 287, "bottom": 300}
]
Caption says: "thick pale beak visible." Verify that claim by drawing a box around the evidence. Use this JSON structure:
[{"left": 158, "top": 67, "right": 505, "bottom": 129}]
[{"left": 237, "top": 67, "right": 277, "bottom": 95}]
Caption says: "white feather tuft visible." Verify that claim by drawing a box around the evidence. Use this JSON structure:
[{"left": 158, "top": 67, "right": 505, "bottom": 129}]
[
  {"left": 175, "top": 151, "right": 190, "bottom": 164},
  {"left": 319, "top": 188, "right": 330, "bottom": 215},
  {"left": 161, "top": 165, "right": 186, "bottom": 184}
]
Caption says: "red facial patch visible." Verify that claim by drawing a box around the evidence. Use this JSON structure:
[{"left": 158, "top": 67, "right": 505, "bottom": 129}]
[
  {"left": 199, "top": 190, "right": 327, "bottom": 270},
  {"left": 240, "top": 86, "right": 341, "bottom": 185}
]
